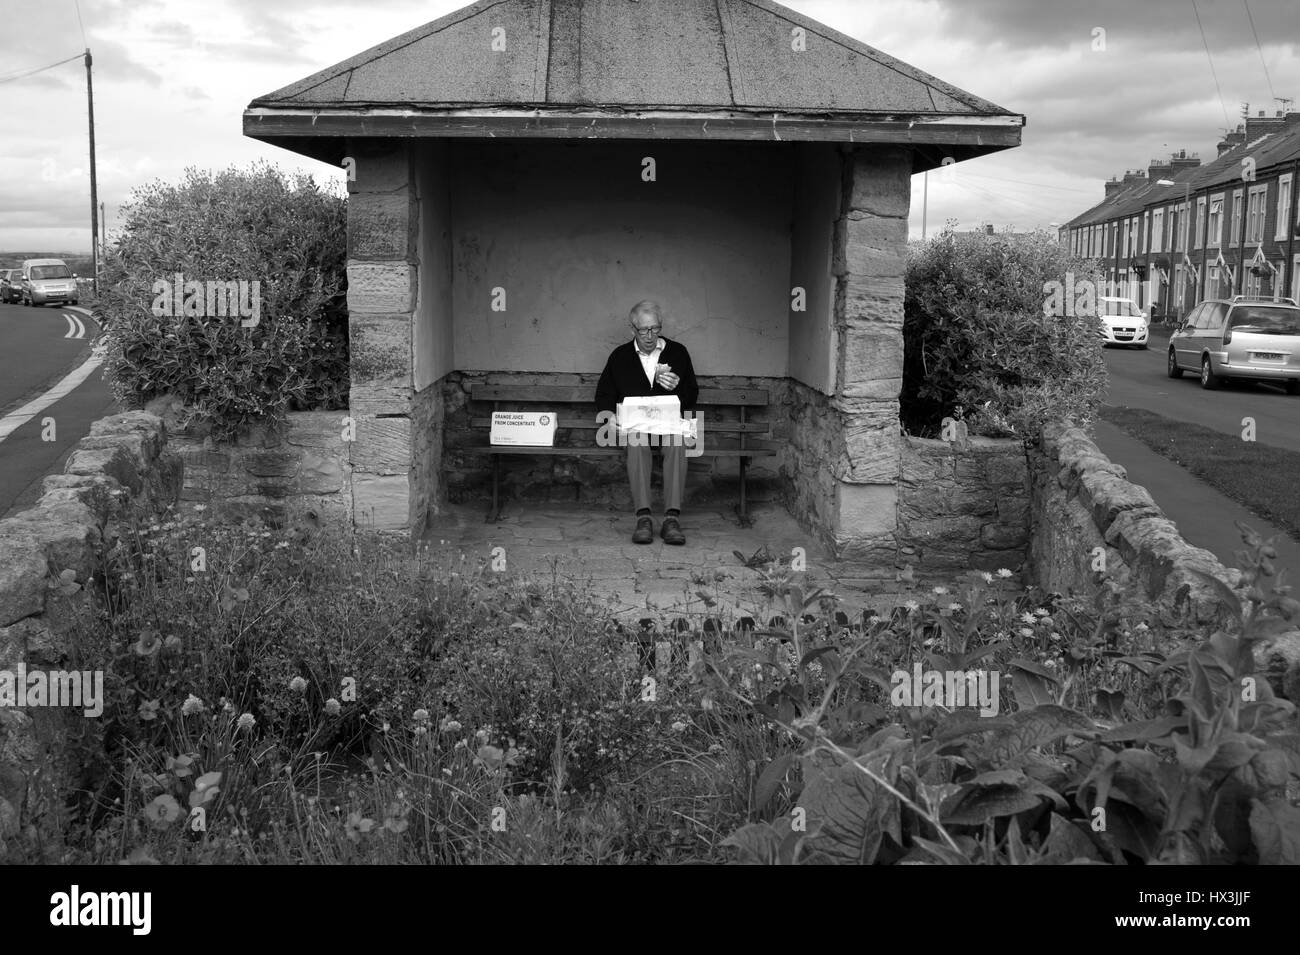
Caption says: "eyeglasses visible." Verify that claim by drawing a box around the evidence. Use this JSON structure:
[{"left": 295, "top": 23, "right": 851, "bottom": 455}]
[{"left": 633, "top": 326, "right": 661, "bottom": 335}]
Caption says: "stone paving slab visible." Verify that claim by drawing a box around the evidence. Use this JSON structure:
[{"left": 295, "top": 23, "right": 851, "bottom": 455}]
[{"left": 423, "top": 502, "right": 920, "bottom": 624}]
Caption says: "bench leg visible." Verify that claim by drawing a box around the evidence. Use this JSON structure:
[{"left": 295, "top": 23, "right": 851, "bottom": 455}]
[
  {"left": 735, "top": 456, "right": 753, "bottom": 528},
  {"left": 487, "top": 454, "right": 502, "bottom": 523}
]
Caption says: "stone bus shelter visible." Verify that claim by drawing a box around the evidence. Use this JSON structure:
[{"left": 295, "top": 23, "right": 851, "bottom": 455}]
[{"left": 243, "top": 0, "right": 1022, "bottom": 562}]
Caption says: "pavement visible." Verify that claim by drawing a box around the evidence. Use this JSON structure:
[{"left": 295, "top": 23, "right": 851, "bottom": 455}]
[
  {"left": 422, "top": 501, "right": 911, "bottom": 626},
  {"left": 1091, "top": 419, "right": 1300, "bottom": 578}
]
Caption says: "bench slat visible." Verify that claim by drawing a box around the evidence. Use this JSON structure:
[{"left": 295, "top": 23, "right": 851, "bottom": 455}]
[
  {"left": 470, "top": 384, "right": 768, "bottom": 405},
  {"left": 468, "top": 417, "right": 769, "bottom": 433},
  {"left": 460, "top": 446, "right": 777, "bottom": 457}
]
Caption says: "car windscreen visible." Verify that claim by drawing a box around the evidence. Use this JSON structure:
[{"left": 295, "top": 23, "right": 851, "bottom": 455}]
[
  {"left": 30, "top": 265, "right": 72, "bottom": 279},
  {"left": 1228, "top": 306, "right": 1300, "bottom": 335},
  {"left": 1100, "top": 300, "right": 1139, "bottom": 316}
]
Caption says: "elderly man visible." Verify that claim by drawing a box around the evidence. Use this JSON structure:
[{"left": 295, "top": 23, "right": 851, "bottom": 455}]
[{"left": 595, "top": 301, "right": 699, "bottom": 545}]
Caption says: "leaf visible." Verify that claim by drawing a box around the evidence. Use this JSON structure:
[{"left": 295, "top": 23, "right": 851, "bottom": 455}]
[
  {"left": 1249, "top": 797, "right": 1300, "bottom": 865},
  {"left": 1009, "top": 658, "right": 1061, "bottom": 682},
  {"left": 1186, "top": 567, "right": 1242, "bottom": 621},
  {"left": 754, "top": 754, "right": 798, "bottom": 811},
  {"left": 910, "top": 836, "right": 972, "bottom": 865},
  {"left": 1097, "top": 716, "right": 1185, "bottom": 744},
  {"left": 797, "top": 751, "right": 900, "bottom": 864},
  {"left": 1036, "top": 813, "right": 1102, "bottom": 865},
  {"left": 942, "top": 785, "right": 1047, "bottom": 826},
  {"left": 1094, "top": 688, "right": 1125, "bottom": 721},
  {"left": 981, "top": 704, "right": 1098, "bottom": 769},
  {"left": 721, "top": 823, "right": 784, "bottom": 865}
]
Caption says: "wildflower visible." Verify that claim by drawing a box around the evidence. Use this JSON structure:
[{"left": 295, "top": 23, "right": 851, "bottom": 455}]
[
  {"left": 414, "top": 725, "right": 428, "bottom": 735},
  {"left": 708, "top": 743, "right": 725, "bottom": 755},
  {"left": 867, "top": 614, "right": 883, "bottom": 625},
  {"left": 671, "top": 721, "right": 687, "bottom": 733},
  {"left": 138, "top": 699, "right": 160, "bottom": 721},
  {"left": 383, "top": 802, "right": 409, "bottom": 835},
  {"left": 476, "top": 745, "right": 505, "bottom": 771},
  {"left": 164, "top": 635, "right": 183, "bottom": 651},
  {"left": 475, "top": 728, "right": 490, "bottom": 743},
  {"left": 454, "top": 739, "right": 468, "bottom": 750},
  {"left": 948, "top": 602, "right": 962, "bottom": 613},
  {"left": 413, "top": 708, "right": 430, "bottom": 723},
  {"left": 1020, "top": 612, "right": 1037, "bottom": 624},
  {"left": 932, "top": 586, "right": 948, "bottom": 595},
  {"left": 133, "top": 630, "right": 161, "bottom": 657},
  {"left": 324, "top": 698, "right": 341, "bottom": 716},
  {"left": 344, "top": 811, "right": 375, "bottom": 843},
  {"left": 192, "top": 504, "right": 207, "bottom": 513},
  {"left": 997, "top": 568, "right": 1013, "bottom": 578},
  {"left": 143, "top": 794, "right": 182, "bottom": 829},
  {"left": 1035, "top": 608, "right": 1051, "bottom": 618},
  {"left": 1044, "top": 659, "right": 1057, "bottom": 669},
  {"left": 181, "top": 694, "right": 205, "bottom": 717},
  {"left": 441, "top": 767, "right": 453, "bottom": 776},
  {"left": 1019, "top": 627, "right": 1035, "bottom": 639},
  {"left": 1134, "top": 622, "right": 1150, "bottom": 633},
  {"left": 289, "top": 676, "right": 308, "bottom": 693},
  {"left": 904, "top": 600, "right": 920, "bottom": 612},
  {"left": 980, "top": 571, "right": 994, "bottom": 584},
  {"left": 220, "top": 697, "right": 235, "bottom": 714},
  {"left": 236, "top": 713, "right": 256, "bottom": 732},
  {"left": 274, "top": 541, "right": 291, "bottom": 549},
  {"left": 439, "top": 717, "right": 462, "bottom": 733},
  {"left": 1050, "top": 632, "right": 1062, "bottom": 643}
]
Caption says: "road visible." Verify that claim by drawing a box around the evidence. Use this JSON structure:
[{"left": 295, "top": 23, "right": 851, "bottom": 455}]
[
  {"left": 0, "top": 302, "right": 119, "bottom": 518},
  {"left": 1102, "top": 333, "right": 1299, "bottom": 452}
]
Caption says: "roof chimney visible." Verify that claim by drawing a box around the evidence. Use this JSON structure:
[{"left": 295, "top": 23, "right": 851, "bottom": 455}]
[
  {"left": 1148, "top": 157, "right": 1175, "bottom": 182},
  {"left": 1105, "top": 177, "right": 1126, "bottom": 198},
  {"left": 1246, "top": 111, "right": 1286, "bottom": 141},
  {"left": 1217, "top": 125, "right": 1247, "bottom": 155},
  {"left": 984, "top": 224, "right": 994, "bottom": 236},
  {"left": 1169, "top": 150, "right": 1200, "bottom": 173}
]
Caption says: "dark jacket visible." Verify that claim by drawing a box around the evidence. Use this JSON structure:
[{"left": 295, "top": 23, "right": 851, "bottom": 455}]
[{"left": 595, "top": 338, "right": 699, "bottom": 416}]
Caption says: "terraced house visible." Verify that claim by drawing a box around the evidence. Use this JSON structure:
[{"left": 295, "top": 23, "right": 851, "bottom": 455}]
[{"left": 1064, "top": 109, "right": 1300, "bottom": 321}]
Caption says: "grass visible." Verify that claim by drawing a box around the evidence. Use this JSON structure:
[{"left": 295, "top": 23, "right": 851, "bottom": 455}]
[{"left": 1099, "top": 404, "right": 1300, "bottom": 541}]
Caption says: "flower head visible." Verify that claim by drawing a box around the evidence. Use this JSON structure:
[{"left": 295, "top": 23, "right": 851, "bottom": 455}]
[
  {"left": 932, "top": 586, "right": 948, "bottom": 596},
  {"left": 904, "top": 600, "right": 920, "bottom": 612},
  {"left": 133, "top": 630, "right": 161, "bottom": 657},
  {"left": 1020, "top": 611, "right": 1037, "bottom": 624},
  {"left": 439, "top": 717, "right": 462, "bottom": 733},
  {"left": 997, "top": 568, "right": 1013, "bottom": 579},
  {"left": 413, "top": 708, "right": 430, "bottom": 723},
  {"left": 288, "top": 676, "right": 308, "bottom": 694},
  {"left": 143, "top": 794, "right": 182, "bottom": 829},
  {"left": 344, "top": 811, "right": 375, "bottom": 843},
  {"left": 138, "top": 699, "right": 160, "bottom": 721},
  {"left": 324, "top": 698, "right": 341, "bottom": 716},
  {"left": 671, "top": 721, "right": 687, "bottom": 733},
  {"left": 980, "top": 571, "right": 994, "bottom": 584},
  {"left": 181, "top": 694, "right": 205, "bottom": 717},
  {"left": 236, "top": 713, "right": 256, "bottom": 732}
]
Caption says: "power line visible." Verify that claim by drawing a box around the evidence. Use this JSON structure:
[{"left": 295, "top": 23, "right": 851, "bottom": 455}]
[
  {"left": 962, "top": 172, "right": 1098, "bottom": 196},
  {"left": 1192, "top": 0, "right": 1232, "bottom": 132},
  {"left": 0, "top": 52, "right": 83, "bottom": 84},
  {"left": 1243, "top": 0, "right": 1277, "bottom": 102}
]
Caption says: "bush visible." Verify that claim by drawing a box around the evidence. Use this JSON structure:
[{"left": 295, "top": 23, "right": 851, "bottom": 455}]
[
  {"left": 902, "top": 227, "right": 1108, "bottom": 438},
  {"left": 97, "top": 162, "right": 348, "bottom": 441}
]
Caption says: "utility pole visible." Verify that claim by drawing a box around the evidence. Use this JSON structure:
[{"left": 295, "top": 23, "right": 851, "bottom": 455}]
[
  {"left": 921, "top": 170, "right": 929, "bottom": 240},
  {"left": 85, "top": 48, "right": 98, "bottom": 296}
]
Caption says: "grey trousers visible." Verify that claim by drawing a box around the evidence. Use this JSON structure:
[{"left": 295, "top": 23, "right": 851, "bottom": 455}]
[{"left": 627, "top": 438, "right": 685, "bottom": 513}]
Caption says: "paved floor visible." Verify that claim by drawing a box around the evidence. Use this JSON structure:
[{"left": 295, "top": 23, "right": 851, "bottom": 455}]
[{"left": 422, "top": 501, "right": 916, "bottom": 626}]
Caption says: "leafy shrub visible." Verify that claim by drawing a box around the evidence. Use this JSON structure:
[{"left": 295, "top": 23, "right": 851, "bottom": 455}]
[
  {"left": 903, "top": 228, "right": 1108, "bottom": 438},
  {"left": 97, "top": 162, "right": 348, "bottom": 441}
]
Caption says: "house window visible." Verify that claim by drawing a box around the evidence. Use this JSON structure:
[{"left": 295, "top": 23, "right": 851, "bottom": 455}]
[
  {"left": 1110, "top": 222, "right": 1118, "bottom": 257},
  {"left": 1208, "top": 264, "right": 1220, "bottom": 296},
  {"left": 1246, "top": 185, "right": 1269, "bottom": 244},
  {"left": 1151, "top": 209, "right": 1164, "bottom": 252},
  {"left": 1143, "top": 211, "right": 1150, "bottom": 252},
  {"left": 1194, "top": 197, "right": 1206, "bottom": 249},
  {"left": 1292, "top": 254, "right": 1300, "bottom": 303},
  {"left": 1277, "top": 175, "right": 1293, "bottom": 241},
  {"left": 1230, "top": 190, "right": 1244, "bottom": 247},
  {"left": 1206, "top": 194, "right": 1224, "bottom": 247}
]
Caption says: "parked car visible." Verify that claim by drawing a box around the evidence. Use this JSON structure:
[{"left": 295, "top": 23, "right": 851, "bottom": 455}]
[
  {"left": 1167, "top": 296, "right": 1300, "bottom": 393},
  {"left": 1096, "top": 296, "right": 1149, "bottom": 349},
  {"left": 19, "top": 258, "right": 78, "bottom": 307},
  {"left": 0, "top": 269, "right": 21, "bottom": 303}
]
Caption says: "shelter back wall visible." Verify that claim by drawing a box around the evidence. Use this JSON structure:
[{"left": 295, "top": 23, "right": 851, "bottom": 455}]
[{"left": 448, "top": 140, "right": 795, "bottom": 376}]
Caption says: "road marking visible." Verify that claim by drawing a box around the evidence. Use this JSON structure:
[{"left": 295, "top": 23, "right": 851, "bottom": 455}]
[
  {"left": 62, "top": 313, "right": 86, "bottom": 339},
  {"left": 0, "top": 352, "right": 103, "bottom": 444}
]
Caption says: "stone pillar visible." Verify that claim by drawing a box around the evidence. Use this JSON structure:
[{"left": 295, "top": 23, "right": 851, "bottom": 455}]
[
  {"left": 345, "top": 142, "right": 418, "bottom": 532},
  {"left": 829, "top": 146, "right": 911, "bottom": 563}
]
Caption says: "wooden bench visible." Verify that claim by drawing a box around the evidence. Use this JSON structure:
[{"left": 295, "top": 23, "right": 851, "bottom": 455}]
[{"left": 465, "top": 384, "right": 776, "bottom": 525}]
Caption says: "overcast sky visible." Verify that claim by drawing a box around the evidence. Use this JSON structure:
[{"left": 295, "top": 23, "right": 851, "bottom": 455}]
[{"left": 1, "top": 0, "right": 1297, "bottom": 251}]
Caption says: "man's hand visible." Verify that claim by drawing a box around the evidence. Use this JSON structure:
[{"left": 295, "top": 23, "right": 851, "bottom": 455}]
[{"left": 655, "top": 364, "right": 680, "bottom": 391}]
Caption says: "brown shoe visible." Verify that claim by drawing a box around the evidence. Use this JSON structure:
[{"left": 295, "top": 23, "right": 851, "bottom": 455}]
[
  {"left": 661, "top": 516, "right": 685, "bottom": 546},
  {"left": 632, "top": 515, "right": 654, "bottom": 544}
]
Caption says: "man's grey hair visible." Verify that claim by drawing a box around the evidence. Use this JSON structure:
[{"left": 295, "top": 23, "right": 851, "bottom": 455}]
[{"left": 628, "top": 301, "right": 662, "bottom": 325}]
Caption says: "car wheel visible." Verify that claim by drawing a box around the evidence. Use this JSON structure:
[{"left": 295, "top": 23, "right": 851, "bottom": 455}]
[
  {"left": 1200, "top": 356, "right": 1222, "bottom": 390},
  {"left": 1167, "top": 349, "right": 1183, "bottom": 378},
  {"left": 1287, "top": 380, "right": 1299, "bottom": 396}
]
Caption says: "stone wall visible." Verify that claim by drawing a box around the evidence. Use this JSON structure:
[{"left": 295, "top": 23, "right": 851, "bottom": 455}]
[
  {"left": 0, "top": 412, "right": 181, "bottom": 858},
  {"left": 169, "top": 411, "right": 352, "bottom": 528},
  {"left": 1027, "top": 421, "right": 1239, "bottom": 629},
  {"left": 898, "top": 435, "right": 1031, "bottom": 574}
]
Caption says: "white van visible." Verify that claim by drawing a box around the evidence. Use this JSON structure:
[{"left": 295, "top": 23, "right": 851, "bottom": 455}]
[{"left": 20, "top": 258, "right": 79, "bottom": 307}]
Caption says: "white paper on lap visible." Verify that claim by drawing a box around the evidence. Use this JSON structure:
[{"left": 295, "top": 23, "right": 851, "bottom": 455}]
[{"left": 617, "top": 396, "right": 693, "bottom": 436}]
